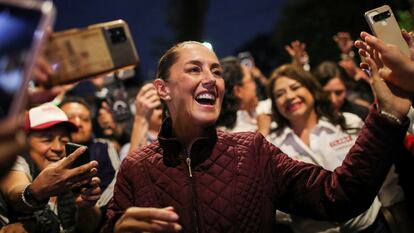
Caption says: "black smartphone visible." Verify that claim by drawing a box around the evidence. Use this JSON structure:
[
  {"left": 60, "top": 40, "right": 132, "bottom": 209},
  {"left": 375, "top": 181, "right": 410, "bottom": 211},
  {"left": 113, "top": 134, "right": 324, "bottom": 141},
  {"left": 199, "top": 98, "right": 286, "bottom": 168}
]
[
  {"left": 0, "top": 0, "right": 55, "bottom": 122},
  {"left": 65, "top": 142, "right": 91, "bottom": 192},
  {"left": 65, "top": 142, "right": 90, "bottom": 168}
]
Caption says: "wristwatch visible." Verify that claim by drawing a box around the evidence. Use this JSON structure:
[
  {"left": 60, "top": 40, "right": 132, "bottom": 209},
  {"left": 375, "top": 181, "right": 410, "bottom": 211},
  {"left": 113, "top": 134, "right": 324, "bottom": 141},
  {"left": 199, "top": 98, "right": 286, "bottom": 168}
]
[{"left": 21, "top": 184, "right": 48, "bottom": 209}]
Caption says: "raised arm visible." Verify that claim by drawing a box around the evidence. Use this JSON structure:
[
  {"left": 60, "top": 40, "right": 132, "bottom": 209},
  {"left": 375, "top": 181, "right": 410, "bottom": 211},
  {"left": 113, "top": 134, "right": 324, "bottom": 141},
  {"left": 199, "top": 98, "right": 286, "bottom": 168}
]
[
  {"left": 0, "top": 146, "right": 98, "bottom": 213},
  {"left": 128, "top": 83, "right": 161, "bottom": 154},
  {"left": 267, "top": 57, "right": 411, "bottom": 220}
]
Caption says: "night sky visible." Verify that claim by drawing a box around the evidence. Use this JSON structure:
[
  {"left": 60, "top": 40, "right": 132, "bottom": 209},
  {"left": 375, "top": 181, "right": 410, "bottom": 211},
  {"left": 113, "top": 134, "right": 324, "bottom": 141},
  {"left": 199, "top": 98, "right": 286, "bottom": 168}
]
[{"left": 53, "top": 0, "right": 286, "bottom": 82}]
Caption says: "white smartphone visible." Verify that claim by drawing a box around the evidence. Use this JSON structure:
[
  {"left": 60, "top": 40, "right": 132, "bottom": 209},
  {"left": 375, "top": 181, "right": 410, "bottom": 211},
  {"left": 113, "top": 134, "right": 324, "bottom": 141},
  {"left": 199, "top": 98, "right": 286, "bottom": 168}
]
[
  {"left": 0, "top": 0, "right": 56, "bottom": 122},
  {"left": 364, "top": 5, "right": 410, "bottom": 57}
]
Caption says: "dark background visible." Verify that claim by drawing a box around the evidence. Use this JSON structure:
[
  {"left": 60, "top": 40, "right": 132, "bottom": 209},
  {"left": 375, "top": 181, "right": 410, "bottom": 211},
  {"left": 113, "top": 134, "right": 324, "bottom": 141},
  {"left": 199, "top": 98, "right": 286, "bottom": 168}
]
[{"left": 53, "top": 0, "right": 413, "bottom": 85}]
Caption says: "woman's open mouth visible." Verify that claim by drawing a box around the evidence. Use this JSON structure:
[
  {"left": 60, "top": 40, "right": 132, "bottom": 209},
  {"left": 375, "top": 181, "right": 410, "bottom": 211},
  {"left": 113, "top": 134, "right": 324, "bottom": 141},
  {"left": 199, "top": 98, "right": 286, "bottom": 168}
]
[{"left": 195, "top": 92, "right": 216, "bottom": 106}]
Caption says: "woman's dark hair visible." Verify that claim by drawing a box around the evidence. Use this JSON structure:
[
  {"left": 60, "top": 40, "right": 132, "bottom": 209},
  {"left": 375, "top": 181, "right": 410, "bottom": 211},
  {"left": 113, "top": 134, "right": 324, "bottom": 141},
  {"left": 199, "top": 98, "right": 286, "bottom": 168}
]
[
  {"left": 215, "top": 57, "right": 244, "bottom": 129},
  {"left": 156, "top": 41, "right": 205, "bottom": 80},
  {"left": 267, "top": 64, "right": 350, "bottom": 132},
  {"left": 313, "top": 61, "right": 348, "bottom": 87},
  {"left": 155, "top": 41, "right": 205, "bottom": 119}
]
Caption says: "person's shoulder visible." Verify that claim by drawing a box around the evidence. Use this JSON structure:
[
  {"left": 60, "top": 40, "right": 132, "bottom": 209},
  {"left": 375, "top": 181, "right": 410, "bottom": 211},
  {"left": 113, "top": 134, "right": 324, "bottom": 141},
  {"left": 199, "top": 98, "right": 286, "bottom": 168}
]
[
  {"left": 122, "top": 141, "right": 161, "bottom": 166},
  {"left": 343, "top": 112, "right": 364, "bottom": 126}
]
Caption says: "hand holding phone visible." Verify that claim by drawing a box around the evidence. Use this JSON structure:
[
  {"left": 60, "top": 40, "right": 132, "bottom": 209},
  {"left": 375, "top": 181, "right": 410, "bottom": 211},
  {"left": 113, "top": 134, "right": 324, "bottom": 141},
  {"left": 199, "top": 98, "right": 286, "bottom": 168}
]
[
  {"left": 65, "top": 142, "right": 90, "bottom": 169},
  {"left": 364, "top": 5, "right": 410, "bottom": 57},
  {"left": 65, "top": 142, "right": 92, "bottom": 192}
]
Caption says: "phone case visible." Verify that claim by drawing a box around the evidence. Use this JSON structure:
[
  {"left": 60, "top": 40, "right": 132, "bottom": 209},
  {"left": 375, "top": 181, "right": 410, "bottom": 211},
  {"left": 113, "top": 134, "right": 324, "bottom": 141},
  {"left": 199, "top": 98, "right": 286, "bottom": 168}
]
[
  {"left": 46, "top": 19, "right": 139, "bottom": 85},
  {"left": 364, "top": 5, "right": 410, "bottom": 56}
]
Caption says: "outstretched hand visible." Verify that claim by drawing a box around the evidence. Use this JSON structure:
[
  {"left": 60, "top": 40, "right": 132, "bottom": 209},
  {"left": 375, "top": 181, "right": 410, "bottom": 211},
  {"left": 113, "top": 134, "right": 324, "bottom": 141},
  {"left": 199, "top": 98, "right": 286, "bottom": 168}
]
[
  {"left": 284, "top": 40, "right": 309, "bottom": 67},
  {"left": 333, "top": 32, "right": 354, "bottom": 55},
  {"left": 115, "top": 206, "right": 182, "bottom": 233},
  {"left": 355, "top": 34, "right": 412, "bottom": 121},
  {"left": 355, "top": 31, "right": 414, "bottom": 92},
  {"left": 30, "top": 146, "right": 99, "bottom": 202}
]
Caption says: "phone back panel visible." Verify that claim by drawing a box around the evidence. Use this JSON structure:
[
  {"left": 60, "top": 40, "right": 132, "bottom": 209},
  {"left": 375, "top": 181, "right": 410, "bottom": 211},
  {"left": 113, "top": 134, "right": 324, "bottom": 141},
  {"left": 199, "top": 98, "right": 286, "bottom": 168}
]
[
  {"left": 365, "top": 5, "right": 410, "bottom": 56},
  {"left": 46, "top": 20, "right": 139, "bottom": 85}
]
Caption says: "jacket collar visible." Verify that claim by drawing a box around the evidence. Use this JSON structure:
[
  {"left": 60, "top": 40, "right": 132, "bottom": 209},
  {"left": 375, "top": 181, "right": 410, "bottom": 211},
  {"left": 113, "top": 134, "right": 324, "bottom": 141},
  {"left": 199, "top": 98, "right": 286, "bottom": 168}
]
[
  {"left": 158, "top": 118, "right": 217, "bottom": 166},
  {"left": 269, "top": 117, "right": 336, "bottom": 145}
]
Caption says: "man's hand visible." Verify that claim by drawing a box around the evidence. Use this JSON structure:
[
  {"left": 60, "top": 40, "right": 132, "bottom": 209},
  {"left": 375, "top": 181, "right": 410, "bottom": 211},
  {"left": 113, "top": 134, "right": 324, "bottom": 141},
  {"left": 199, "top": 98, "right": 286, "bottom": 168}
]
[
  {"left": 30, "top": 146, "right": 98, "bottom": 202},
  {"left": 75, "top": 177, "right": 101, "bottom": 208}
]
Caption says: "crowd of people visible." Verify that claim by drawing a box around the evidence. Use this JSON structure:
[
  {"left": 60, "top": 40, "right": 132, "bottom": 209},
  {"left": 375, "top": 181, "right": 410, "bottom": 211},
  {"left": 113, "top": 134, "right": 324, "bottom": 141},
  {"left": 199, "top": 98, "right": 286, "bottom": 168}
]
[{"left": 2, "top": 5, "right": 414, "bottom": 233}]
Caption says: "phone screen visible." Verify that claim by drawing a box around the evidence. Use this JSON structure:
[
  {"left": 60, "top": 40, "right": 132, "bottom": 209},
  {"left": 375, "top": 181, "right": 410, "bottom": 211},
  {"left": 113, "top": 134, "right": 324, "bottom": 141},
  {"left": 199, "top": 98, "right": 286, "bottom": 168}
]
[{"left": 0, "top": 4, "right": 41, "bottom": 120}]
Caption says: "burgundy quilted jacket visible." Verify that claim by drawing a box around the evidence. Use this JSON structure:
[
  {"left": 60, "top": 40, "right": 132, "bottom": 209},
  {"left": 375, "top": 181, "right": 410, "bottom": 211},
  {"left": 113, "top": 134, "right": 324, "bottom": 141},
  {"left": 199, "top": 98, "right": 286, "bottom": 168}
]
[{"left": 102, "top": 110, "right": 407, "bottom": 233}]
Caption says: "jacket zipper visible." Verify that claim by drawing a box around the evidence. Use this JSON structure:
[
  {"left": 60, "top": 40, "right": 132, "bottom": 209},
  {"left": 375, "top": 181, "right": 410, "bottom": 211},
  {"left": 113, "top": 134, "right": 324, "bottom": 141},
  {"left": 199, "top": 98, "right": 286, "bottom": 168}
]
[{"left": 185, "top": 149, "right": 200, "bottom": 233}]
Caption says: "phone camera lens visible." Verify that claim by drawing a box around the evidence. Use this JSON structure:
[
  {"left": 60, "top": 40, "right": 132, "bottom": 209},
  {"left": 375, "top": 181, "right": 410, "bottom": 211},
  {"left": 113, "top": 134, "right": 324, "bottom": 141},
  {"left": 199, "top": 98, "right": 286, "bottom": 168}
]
[
  {"left": 373, "top": 11, "right": 391, "bottom": 22},
  {"left": 108, "top": 27, "right": 127, "bottom": 44}
]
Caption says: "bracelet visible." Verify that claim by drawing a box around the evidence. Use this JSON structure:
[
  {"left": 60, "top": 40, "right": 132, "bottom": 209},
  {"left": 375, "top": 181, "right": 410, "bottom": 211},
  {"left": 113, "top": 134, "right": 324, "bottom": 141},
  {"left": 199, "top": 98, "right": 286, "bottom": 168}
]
[
  {"left": 380, "top": 110, "right": 402, "bottom": 125},
  {"left": 21, "top": 184, "right": 47, "bottom": 209}
]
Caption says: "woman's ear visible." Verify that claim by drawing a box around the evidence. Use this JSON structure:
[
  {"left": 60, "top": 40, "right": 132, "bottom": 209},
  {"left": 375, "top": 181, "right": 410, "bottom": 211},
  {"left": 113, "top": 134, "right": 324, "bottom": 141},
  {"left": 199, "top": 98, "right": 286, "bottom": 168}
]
[
  {"left": 233, "top": 85, "right": 243, "bottom": 99},
  {"left": 153, "top": 79, "right": 171, "bottom": 101}
]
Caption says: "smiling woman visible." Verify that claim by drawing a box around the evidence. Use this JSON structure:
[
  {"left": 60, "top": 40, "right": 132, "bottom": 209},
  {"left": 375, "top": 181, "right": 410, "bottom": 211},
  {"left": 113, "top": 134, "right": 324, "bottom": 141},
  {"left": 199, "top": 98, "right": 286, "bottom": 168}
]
[
  {"left": 103, "top": 41, "right": 411, "bottom": 233},
  {"left": 153, "top": 41, "right": 224, "bottom": 145},
  {"left": 266, "top": 64, "right": 404, "bottom": 233}
]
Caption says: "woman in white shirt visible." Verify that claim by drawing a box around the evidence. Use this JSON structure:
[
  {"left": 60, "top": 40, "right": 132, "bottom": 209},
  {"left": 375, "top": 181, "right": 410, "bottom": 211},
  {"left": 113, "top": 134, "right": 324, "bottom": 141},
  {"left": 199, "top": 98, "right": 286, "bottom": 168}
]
[{"left": 266, "top": 64, "right": 387, "bottom": 233}]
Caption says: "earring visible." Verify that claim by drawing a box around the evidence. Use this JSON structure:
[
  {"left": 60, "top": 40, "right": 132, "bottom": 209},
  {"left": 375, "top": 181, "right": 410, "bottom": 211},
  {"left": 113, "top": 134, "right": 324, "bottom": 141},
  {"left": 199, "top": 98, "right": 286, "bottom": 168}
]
[{"left": 165, "top": 96, "right": 171, "bottom": 100}]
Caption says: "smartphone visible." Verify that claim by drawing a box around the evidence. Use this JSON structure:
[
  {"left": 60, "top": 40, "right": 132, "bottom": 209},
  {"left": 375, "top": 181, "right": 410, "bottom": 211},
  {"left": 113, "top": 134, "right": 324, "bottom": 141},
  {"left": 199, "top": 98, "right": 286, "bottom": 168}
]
[
  {"left": 65, "top": 142, "right": 91, "bottom": 192},
  {"left": 65, "top": 142, "right": 90, "bottom": 169},
  {"left": 45, "top": 19, "right": 139, "bottom": 86},
  {"left": 364, "top": 5, "right": 410, "bottom": 57},
  {"left": 238, "top": 51, "right": 255, "bottom": 68},
  {"left": 0, "top": 0, "right": 55, "bottom": 122}
]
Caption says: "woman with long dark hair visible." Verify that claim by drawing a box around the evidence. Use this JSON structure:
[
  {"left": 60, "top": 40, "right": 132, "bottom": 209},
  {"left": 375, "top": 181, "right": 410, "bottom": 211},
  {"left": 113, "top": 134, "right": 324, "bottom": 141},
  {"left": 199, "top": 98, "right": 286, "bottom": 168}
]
[{"left": 267, "top": 64, "right": 392, "bottom": 233}]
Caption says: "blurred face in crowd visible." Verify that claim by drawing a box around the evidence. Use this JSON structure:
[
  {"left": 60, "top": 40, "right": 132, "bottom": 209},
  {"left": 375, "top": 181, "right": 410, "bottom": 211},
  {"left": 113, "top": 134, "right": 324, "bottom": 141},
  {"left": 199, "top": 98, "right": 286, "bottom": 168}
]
[
  {"left": 155, "top": 43, "right": 225, "bottom": 128},
  {"left": 272, "top": 76, "right": 315, "bottom": 123},
  {"left": 97, "top": 102, "right": 120, "bottom": 137},
  {"left": 28, "top": 125, "right": 70, "bottom": 170},
  {"left": 234, "top": 66, "right": 258, "bottom": 113},
  {"left": 60, "top": 102, "right": 93, "bottom": 144},
  {"left": 322, "top": 76, "right": 346, "bottom": 113}
]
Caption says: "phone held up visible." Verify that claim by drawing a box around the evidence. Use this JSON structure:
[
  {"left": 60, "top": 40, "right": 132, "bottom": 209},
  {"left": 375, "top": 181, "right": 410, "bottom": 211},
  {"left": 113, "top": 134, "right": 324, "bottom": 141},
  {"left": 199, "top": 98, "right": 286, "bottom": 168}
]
[
  {"left": 0, "top": 0, "right": 55, "bottom": 123},
  {"left": 364, "top": 5, "right": 410, "bottom": 57},
  {"left": 45, "top": 19, "right": 139, "bottom": 86},
  {"left": 238, "top": 51, "right": 255, "bottom": 68},
  {"left": 65, "top": 142, "right": 91, "bottom": 192},
  {"left": 65, "top": 142, "right": 91, "bottom": 169}
]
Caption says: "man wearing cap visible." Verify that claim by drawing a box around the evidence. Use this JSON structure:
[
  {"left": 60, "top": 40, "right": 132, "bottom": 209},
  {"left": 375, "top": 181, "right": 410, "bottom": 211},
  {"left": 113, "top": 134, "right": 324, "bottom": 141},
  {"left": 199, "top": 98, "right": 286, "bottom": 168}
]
[{"left": 0, "top": 103, "right": 102, "bottom": 233}]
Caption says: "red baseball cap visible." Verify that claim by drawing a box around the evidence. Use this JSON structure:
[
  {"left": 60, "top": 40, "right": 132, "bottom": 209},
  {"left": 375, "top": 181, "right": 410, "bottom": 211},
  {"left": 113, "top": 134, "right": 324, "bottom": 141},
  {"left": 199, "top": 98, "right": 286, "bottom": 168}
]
[{"left": 25, "top": 104, "right": 78, "bottom": 133}]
